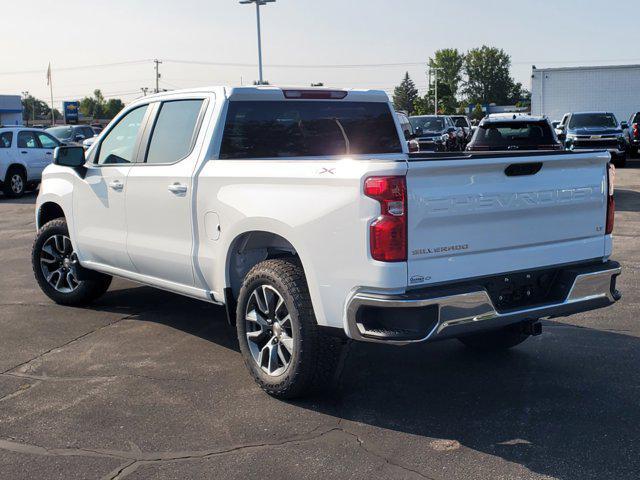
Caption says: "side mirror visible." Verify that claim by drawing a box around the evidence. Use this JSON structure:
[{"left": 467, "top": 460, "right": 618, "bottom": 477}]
[
  {"left": 621, "top": 121, "right": 629, "bottom": 130},
  {"left": 54, "top": 146, "right": 86, "bottom": 168},
  {"left": 74, "top": 134, "right": 85, "bottom": 142},
  {"left": 414, "top": 126, "right": 423, "bottom": 136}
]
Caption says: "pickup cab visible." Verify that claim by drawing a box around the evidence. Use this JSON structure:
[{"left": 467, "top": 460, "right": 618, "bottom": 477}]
[{"left": 33, "top": 86, "right": 621, "bottom": 398}]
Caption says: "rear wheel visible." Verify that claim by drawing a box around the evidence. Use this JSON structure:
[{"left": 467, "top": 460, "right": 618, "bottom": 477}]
[
  {"left": 458, "top": 325, "right": 530, "bottom": 351},
  {"left": 32, "top": 218, "right": 112, "bottom": 305},
  {"left": 236, "top": 258, "right": 342, "bottom": 399},
  {"left": 3, "top": 167, "right": 26, "bottom": 198}
]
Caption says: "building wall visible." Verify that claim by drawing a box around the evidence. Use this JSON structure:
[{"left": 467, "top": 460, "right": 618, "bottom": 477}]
[
  {"left": 531, "top": 65, "right": 640, "bottom": 123},
  {"left": 0, "top": 95, "right": 23, "bottom": 126}
]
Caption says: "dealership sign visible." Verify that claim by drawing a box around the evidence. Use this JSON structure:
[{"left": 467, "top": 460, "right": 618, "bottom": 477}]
[{"left": 63, "top": 101, "right": 80, "bottom": 124}]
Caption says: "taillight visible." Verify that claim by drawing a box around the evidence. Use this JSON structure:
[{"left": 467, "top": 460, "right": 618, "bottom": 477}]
[
  {"left": 364, "top": 176, "right": 407, "bottom": 262},
  {"left": 606, "top": 163, "right": 616, "bottom": 234},
  {"left": 283, "top": 90, "right": 347, "bottom": 99},
  {"left": 633, "top": 123, "right": 639, "bottom": 139}
]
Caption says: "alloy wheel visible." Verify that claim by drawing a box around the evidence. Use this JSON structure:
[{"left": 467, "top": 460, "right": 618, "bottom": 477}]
[
  {"left": 10, "top": 174, "right": 24, "bottom": 194},
  {"left": 245, "top": 284, "right": 294, "bottom": 376},
  {"left": 40, "top": 234, "right": 80, "bottom": 293}
]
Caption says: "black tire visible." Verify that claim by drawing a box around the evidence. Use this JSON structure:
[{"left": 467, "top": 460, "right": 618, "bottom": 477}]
[
  {"left": 236, "top": 258, "right": 342, "bottom": 399},
  {"left": 32, "top": 218, "right": 112, "bottom": 306},
  {"left": 3, "top": 167, "right": 26, "bottom": 198},
  {"left": 458, "top": 326, "right": 530, "bottom": 351}
]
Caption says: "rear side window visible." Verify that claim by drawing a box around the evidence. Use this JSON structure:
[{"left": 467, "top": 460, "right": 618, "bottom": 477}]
[
  {"left": 0, "top": 132, "right": 12, "bottom": 148},
  {"left": 145, "top": 100, "right": 204, "bottom": 164},
  {"left": 220, "top": 101, "right": 402, "bottom": 159},
  {"left": 473, "top": 122, "right": 555, "bottom": 147},
  {"left": 632, "top": 113, "right": 640, "bottom": 124},
  {"left": 18, "top": 131, "right": 38, "bottom": 148}
]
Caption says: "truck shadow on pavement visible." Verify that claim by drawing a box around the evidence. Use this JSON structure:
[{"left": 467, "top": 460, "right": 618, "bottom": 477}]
[
  {"left": 615, "top": 188, "right": 640, "bottom": 212},
  {"left": 90, "top": 285, "right": 638, "bottom": 480}
]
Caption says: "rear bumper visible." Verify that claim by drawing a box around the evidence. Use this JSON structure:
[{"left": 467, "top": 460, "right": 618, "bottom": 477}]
[{"left": 346, "top": 261, "right": 621, "bottom": 345}]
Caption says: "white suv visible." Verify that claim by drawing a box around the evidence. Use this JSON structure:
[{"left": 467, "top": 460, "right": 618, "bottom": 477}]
[{"left": 0, "top": 126, "right": 60, "bottom": 197}]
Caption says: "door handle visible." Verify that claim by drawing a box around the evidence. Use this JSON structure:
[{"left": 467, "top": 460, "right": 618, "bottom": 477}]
[
  {"left": 45, "top": 151, "right": 52, "bottom": 155},
  {"left": 168, "top": 183, "right": 188, "bottom": 195},
  {"left": 108, "top": 180, "right": 124, "bottom": 191},
  {"left": 21, "top": 151, "right": 27, "bottom": 154}
]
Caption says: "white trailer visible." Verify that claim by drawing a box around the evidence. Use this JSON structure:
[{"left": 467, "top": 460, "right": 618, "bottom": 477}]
[{"left": 531, "top": 64, "right": 640, "bottom": 123}]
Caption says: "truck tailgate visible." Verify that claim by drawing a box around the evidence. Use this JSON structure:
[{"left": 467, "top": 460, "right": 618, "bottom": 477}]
[{"left": 406, "top": 151, "right": 610, "bottom": 287}]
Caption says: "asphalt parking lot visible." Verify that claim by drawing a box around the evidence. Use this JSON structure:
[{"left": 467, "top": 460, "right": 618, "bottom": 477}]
[{"left": 0, "top": 162, "right": 638, "bottom": 480}]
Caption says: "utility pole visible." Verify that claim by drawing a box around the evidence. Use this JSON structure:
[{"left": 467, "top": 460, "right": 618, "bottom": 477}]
[
  {"left": 428, "top": 67, "right": 443, "bottom": 115},
  {"left": 154, "top": 59, "right": 162, "bottom": 93},
  {"left": 21, "top": 91, "right": 29, "bottom": 126},
  {"left": 239, "top": 0, "right": 276, "bottom": 85}
]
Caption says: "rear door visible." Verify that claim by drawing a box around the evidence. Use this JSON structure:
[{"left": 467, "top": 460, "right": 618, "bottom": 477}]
[
  {"left": 16, "top": 130, "right": 41, "bottom": 180},
  {"left": 125, "top": 96, "right": 208, "bottom": 286},
  {"left": 406, "top": 152, "right": 609, "bottom": 287}
]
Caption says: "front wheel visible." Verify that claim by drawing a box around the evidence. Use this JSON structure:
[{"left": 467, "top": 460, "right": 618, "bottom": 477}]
[
  {"left": 457, "top": 325, "right": 530, "bottom": 351},
  {"left": 32, "top": 218, "right": 112, "bottom": 305},
  {"left": 236, "top": 258, "right": 342, "bottom": 399}
]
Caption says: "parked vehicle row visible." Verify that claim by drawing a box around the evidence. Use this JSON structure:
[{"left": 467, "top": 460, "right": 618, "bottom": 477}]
[{"left": 32, "top": 86, "right": 621, "bottom": 398}]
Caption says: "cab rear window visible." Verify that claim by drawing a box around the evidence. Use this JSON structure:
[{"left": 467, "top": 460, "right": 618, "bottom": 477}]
[
  {"left": 220, "top": 101, "right": 402, "bottom": 159},
  {"left": 473, "top": 121, "right": 555, "bottom": 147}
]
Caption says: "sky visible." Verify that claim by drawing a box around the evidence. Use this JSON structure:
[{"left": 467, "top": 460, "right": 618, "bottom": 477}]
[{"left": 1, "top": 0, "right": 637, "bottom": 107}]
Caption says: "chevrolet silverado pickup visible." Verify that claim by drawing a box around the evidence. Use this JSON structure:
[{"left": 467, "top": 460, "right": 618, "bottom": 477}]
[{"left": 32, "top": 86, "right": 621, "bottom": 398}]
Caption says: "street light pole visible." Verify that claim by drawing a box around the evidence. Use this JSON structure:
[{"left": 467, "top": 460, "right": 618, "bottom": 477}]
[
  {"left": 21, "top": 91, "right": 29, "bottom": 126},
  {"left": 428, "top": 67, "right": 443, "bottom": 115},
  {"left": 240, "top": 0, "right": 275, "bottom": 85}
]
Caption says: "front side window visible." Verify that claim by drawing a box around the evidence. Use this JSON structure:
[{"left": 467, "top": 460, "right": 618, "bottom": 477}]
[
  {"left": 97, "top": 105, "right": 148, "bottom": 165},
  {"left": 37, "top": 132, "right": 58, "bottom": 149},
  {"left": 0, "top": 132, "right": 12, "bottom": 148},
  {"left": 145, "top": 100, "right": 204, "bottom": 164},
  {"left": 18, "top": 131, "right": 38, "bottom": 148},
  {"left": 220, "top": 101, "right": 402, "bottom": 159}
]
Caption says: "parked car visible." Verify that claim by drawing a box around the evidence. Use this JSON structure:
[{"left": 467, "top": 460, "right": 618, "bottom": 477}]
[
  {"left": 82, "top": 136, "right": 98, "bottom": 150},
  {"left": 0, "top": 126, "right": 60, "bottom": 197},
  {"left": 624, "top": 112, "right": 640, "bottom": 157},
  {"left": 450, "top": 115, "right": 474, "bottom": 147},
  {"left": 409, "top": 115, "right": 459, "bottom": 151},
  {"left": 396, "top": 111, "right": 419, "bottom": 152},
  {"left": 33, "top": 86, "right": 620, "bottom": 398},
  {"left": 46, "top": 125, "right": 97, "bottom": 146},
  {"left": 467, "top": 114, "right": 562, "bottom": 152},
  {"left": 556, "top": 112, "right": 628, "bottom": 167}
]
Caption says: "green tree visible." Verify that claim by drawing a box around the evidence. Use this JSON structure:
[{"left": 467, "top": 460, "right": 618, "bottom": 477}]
[
  {"left": 463, "top": 46, "right": 517, "bottom": 105},
  {"left": 21, "top": 95, "right": 61, "bottom": 123},
  {"left": 79, "top": 89, "right": 106, "bottom": 119},
  {"left": 412, "top": 94, "right": 432, "bottom": 116},
  {"left": 429, "top": 48, "right": 464, "bottom": 99},
  {"left": 103, "top": 99, "right": 125, "bottom": 119},
  {"left": 392, "top": 72, "right": 418, "bottom": 114},
  {"left": 471, "top": 104, "right": 485, "bottom": 121}
]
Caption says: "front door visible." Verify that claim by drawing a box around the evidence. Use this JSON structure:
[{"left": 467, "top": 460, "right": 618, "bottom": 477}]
[
  {"left": 72, "top": 104, "right": 150, "bottom": 271},
  {"left": 125, "top": 98, "right": 207, "bottom": 286},
  {"left": 16, "top": 130, "right": 41, "bottom": 180}
]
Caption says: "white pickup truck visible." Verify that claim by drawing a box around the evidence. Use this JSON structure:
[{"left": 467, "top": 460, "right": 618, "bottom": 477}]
[{"left": 32, "top": 86, "right": 621, "bottom": 398}]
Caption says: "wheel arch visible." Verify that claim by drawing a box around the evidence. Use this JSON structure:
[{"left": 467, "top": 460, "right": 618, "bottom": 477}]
[
  {"left": 37, "top": 202, "right": 67, "bottom": 230},
  {"left": 5, "top": 162, "right": 27, "bottom": 181}
]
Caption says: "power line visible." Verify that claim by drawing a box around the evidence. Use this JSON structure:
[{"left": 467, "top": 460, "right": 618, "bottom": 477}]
[{"left": 0, "top": 59, "right": 151, "bottom": 76}]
